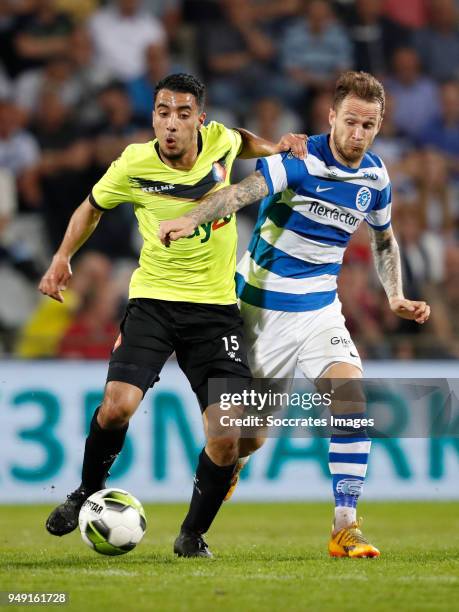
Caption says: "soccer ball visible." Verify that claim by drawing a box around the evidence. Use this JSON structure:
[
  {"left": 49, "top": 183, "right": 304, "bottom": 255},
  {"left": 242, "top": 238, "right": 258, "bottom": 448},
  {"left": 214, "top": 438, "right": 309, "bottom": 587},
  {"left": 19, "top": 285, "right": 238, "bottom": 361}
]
[{"left": 78, "top": 488, "right": 147, "bottom": 556}]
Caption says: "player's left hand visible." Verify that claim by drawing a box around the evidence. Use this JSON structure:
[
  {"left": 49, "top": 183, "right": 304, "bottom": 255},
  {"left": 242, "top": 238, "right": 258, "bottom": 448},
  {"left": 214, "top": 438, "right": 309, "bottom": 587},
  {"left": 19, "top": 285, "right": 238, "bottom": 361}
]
[
  {"left": 158, "top": 217, "right": 196, "bottom": 246},
  {"left": 276, "top": 133, "right": 308, "bottom": 159},
  {"left": 389, "top": 298, "right": 430, "bottom": 324}
]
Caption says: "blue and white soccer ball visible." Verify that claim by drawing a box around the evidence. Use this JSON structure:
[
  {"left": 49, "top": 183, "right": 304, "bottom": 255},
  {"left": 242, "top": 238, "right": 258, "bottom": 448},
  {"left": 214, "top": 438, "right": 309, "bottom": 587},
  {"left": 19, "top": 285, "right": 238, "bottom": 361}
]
[{"left": 78, "top": 488, "right": 147, "bottom": 556}]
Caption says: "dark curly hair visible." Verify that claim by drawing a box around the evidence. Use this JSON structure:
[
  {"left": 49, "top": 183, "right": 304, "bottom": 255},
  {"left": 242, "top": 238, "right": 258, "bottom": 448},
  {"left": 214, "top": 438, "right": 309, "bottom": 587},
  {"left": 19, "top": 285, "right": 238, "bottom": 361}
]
[{"left": 154, "top": 73, "right": 206, "bottom": 111}]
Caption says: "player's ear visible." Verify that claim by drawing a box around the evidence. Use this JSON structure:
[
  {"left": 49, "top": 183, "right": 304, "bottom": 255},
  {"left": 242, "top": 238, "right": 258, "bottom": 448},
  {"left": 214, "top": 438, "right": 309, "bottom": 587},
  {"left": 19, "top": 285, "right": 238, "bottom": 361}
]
[
  {"left": 328, "top": 107, "right": 336, "bottom": 129},
  {"left": 197, "top": 111, "right": 206, "bottom": 129}
]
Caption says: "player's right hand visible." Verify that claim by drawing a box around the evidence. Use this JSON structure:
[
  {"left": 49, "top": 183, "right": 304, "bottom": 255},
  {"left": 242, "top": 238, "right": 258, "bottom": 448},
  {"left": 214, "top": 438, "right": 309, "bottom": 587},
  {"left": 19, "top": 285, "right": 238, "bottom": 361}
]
[
  {"left": 38, "top": 255, "right": 72, "bottom": 303},
  {"left": 158, "top": 217, "right": 196, "bottom": 246},
  {"left": 389, "top": 297, "right": 430, "bottom": 324}
]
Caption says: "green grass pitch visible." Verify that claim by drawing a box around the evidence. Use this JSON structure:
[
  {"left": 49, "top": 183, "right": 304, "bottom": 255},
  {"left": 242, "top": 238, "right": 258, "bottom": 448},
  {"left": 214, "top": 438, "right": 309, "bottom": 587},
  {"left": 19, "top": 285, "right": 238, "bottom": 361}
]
[{"left": 1, "top": 502, "right": 458, "bottom": 612}]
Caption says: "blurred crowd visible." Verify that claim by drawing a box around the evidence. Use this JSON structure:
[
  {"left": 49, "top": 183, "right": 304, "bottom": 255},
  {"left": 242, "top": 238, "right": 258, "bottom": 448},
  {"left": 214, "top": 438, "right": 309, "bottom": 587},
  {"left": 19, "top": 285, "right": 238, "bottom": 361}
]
[{"left": 0, "top": 0, "right": 458, "bottom": 360}]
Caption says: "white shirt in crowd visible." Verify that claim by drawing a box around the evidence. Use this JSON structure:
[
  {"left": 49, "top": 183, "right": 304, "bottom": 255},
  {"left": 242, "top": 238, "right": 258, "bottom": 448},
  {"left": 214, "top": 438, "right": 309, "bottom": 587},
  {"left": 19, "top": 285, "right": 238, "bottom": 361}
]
[{"left": 88, "top": 5, "right": 166, "bottom": 81}]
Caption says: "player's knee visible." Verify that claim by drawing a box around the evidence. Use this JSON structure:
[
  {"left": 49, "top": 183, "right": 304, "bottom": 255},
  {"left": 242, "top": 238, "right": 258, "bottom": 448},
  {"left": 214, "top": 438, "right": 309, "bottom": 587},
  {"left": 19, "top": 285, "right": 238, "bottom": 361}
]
[
  {"left": 318, "top": 377, "right": 366, "bottom": 413},
  {"left": 207, "top": 437, "right": 239, "bottom": 466},
  {"left": 99, "top": 400, "right": 133, "bottom": 428},
  {"left": 99, "top": 385, "right": 140, "bottom": 428}
]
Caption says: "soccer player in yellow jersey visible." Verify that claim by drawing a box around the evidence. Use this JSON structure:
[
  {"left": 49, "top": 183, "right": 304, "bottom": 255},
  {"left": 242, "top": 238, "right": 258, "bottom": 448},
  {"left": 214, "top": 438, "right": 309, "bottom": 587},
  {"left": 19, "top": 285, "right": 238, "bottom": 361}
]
[{"left": 39, "top": 73, "right": 307, "bottom": 557}]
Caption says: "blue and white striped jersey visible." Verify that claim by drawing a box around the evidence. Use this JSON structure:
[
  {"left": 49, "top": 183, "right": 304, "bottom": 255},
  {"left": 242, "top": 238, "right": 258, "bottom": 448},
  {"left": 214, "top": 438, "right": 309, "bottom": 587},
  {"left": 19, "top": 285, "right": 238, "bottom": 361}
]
[{"left": 236, "top": 133, "right": 392, "bottom": 312}]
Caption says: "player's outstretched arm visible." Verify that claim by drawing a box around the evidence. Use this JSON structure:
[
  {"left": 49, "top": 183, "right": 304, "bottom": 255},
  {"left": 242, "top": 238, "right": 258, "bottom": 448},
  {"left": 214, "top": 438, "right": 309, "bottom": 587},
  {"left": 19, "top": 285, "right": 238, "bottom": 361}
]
[
  {"left": 368, "top": 226, "right": 430, "bottom": 324},
  {"left": 158, "top": 171, "right": 269, "bottom": 245},
  {"left": 236, "top": 127, "right": 307, "bottom": 160},
  {"left": 38, "top": 197, "right": 104, "bottom": 303}
]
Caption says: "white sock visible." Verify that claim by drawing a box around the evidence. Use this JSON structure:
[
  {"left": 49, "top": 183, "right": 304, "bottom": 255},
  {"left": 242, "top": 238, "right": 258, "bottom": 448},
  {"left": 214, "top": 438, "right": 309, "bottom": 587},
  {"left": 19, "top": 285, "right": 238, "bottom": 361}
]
[{"left": 334, "top": 506, "right": 357, "bottom": 531}]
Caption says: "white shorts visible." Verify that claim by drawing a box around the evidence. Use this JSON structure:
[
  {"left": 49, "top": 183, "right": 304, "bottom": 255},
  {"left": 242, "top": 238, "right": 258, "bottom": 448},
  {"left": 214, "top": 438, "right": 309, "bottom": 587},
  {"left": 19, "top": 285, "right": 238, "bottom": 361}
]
[{"left": 240, "top": 298, "right": 362, "bottom": 382}]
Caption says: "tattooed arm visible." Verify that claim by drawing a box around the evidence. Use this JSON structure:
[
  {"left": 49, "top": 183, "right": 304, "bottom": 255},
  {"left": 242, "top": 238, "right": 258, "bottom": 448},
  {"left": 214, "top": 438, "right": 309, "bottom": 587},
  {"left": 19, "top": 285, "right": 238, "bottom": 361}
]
[
  {"left": 368, "top": 226, "right": 430, "bottom": 324},
  {"left": 158, "top": 171, "right": 269, "bottom": 244},
  {"left": 368, "top": 226, "right": 403, "bottom": 300}
]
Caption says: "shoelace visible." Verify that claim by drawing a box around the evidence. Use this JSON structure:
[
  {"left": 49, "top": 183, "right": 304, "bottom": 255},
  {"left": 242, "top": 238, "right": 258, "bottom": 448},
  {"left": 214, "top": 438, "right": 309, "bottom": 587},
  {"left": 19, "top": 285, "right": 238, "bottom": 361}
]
[
  {"left": 67, "top": 489, "right": 87, "bottom": 502},
  {"left": 338, "top": 521, "right": 369, "bottom": 547},
  {"left": 194, "top": 535, "right": 209, "bottom": 552}
]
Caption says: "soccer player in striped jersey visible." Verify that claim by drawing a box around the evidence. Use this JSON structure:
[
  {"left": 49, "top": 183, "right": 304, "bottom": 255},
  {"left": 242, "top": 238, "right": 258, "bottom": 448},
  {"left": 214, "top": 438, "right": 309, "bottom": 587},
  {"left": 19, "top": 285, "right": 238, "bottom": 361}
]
[
  {"left": 159, "top": 71, "right": 431, "bottom": 558},
  {"left": 39, "top": 73, "right": 307, "bottom": 558}
]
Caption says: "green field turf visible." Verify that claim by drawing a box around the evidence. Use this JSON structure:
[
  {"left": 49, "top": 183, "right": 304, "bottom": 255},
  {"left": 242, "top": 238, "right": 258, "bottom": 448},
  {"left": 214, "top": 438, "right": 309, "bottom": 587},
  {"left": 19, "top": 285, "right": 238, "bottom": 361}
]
[{"left": 1, "top": 502, "right": 458, "bottom": 612}]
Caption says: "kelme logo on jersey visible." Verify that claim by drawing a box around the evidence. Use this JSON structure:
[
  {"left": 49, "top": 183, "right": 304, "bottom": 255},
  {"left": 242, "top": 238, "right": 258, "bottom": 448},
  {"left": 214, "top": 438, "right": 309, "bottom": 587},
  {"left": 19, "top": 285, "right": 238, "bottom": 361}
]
[
  {"left": 356, "top": 186, "right": 372, "bottom": 211},
  {"left": 128, "top": 151, "right": 231, "bottom": 200},
  {"left": 136, "top": 183, "right": 175, "bottom": 194}
]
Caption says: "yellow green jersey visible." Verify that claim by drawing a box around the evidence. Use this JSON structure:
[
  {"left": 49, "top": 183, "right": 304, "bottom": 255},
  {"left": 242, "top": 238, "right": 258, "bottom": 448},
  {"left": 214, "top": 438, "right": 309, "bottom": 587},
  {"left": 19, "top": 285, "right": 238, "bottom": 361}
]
[{"left": 90, "top": 121, "right": 242, "bottom": 304}]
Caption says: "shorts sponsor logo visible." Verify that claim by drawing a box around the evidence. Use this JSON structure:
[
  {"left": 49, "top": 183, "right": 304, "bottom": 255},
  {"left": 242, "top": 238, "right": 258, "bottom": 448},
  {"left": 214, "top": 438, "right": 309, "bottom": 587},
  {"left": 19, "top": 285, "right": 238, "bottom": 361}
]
[
  {"left": 356, "top": 186, "right": 372, "bottom": 211},
  {"left": 331, "top": 336, "right": 352, "bottom": 346},
  {"left": 336, "top": 478, "right": 364, "bottom": 496}
]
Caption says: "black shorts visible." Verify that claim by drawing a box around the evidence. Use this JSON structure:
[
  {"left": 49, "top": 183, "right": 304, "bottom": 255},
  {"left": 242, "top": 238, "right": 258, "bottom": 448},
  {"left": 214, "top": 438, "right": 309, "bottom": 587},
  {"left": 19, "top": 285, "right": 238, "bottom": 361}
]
[{"left": 107, "top": 298, "right": 252, "bottom": 411}]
